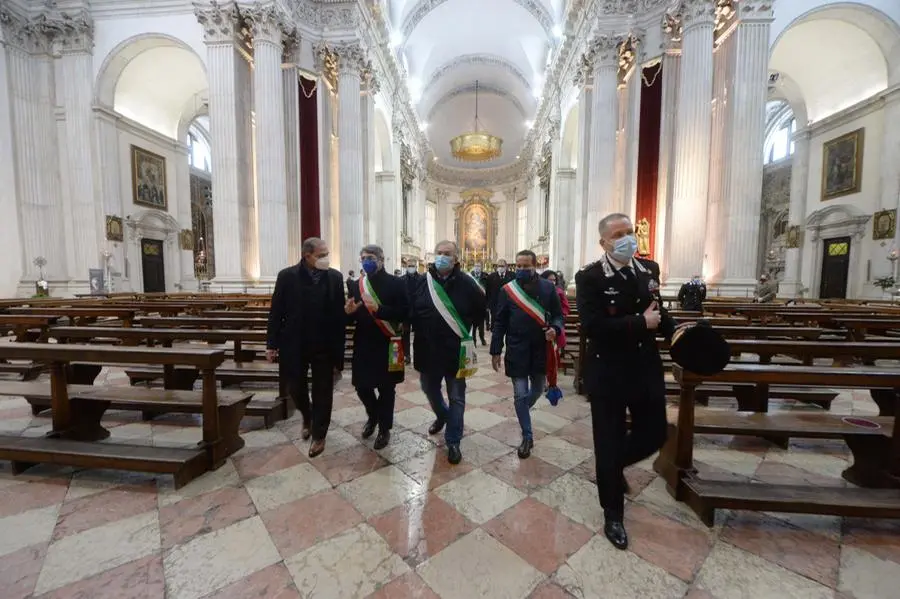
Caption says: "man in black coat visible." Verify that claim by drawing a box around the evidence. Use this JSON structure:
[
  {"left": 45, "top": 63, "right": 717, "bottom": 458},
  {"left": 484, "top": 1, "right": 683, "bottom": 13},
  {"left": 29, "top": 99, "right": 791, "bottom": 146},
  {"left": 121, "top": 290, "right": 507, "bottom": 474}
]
[
  {"left": 677, "top": 275, "right": 707, "bottom": 311},
  {"left": 490, "top": 250, "right": 563, "bottom": 459},
  {"left": 575, "top": 213, "right": 677, "bottom": 550},
  {"left": 410, "top": 240, "right": 486, "bottom": 464},
  {"left": 469, "top": 263, "right": 489, "bottom": 346},
  {"left": 401, "top": 263, "right": 421, "bottom": 364},
  {"left": 267, "top": 237, "right": 346, "bottom": 458},
  {"left": 485, "top": 259, "right": 514, "bottom": 322},
  {"left": 345, "top": 244, "right": 408, "bottom": 449}
]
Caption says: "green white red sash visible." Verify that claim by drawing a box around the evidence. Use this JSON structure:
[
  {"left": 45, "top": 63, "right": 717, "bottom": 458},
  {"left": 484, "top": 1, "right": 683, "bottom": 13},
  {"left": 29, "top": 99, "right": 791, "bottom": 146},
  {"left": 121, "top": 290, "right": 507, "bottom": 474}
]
[
  {"left": 359, "top": 276, "right": 404, "bottom": 372},
  {"left": 426, "top": 272, "right": 478, "bottom": 378},
  {"left": 465, "top": 271, "right": 486, "bottom": 294},
  {"left": 503, "top": 280, "right": 547, "bottom": 327}
]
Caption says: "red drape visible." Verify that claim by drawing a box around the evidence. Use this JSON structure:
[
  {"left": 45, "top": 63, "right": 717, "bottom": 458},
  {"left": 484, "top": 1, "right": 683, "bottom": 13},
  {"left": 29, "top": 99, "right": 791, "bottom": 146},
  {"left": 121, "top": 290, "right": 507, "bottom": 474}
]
[
  {"left": 636, "top": 63, "right": 662, "bottom": 259},
  {"left": 299, "top": 77, "right": 320, "bottom": 240}
]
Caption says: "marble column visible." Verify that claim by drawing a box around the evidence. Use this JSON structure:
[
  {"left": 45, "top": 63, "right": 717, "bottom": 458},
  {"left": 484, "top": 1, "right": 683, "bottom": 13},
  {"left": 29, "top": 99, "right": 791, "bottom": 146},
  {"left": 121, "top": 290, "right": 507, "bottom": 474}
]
[
  {"left": 58, "top": 19, "right": 100, "bottom": 290},
  {"left": 362, "top": 80, "right": 377, "bottom": 247},
  {"left": 553, "top": 169, "right": 577, "bottom": 276},
  {"left": 573, "top": 62, "right": 593, "bottom": 270},
  {"left": 703, "top": 31, "right": 731, "bottom": 283},
  {"left": 585, "top": 34, "right": 621, "bottom": 263},
  {"left": 623, "top": 56, "right": 642, "bottom": 217},
  {"left": 376, "top": 171, "right": 398, "bottom": 264},
  {"left": 175, "top": 145, "right": 193, "bottom": 289},
  {"left": 283, "top": 40, "right": 301, "bottom": 264},
  {"left": 781, "top": 128, "right": 811, "bottom": 296},
  {"left": 667, "top": 0, "right": 716, "bottom": 284},
  {"left": 720, "top": 2, "right": 773, "bottom": 291},
  {"left": 195, "top": 2, "right": 246, "bottom": 287},
  {"left": 0, "top": 32, "right": 22, "bottom": 296},
  {"left": 655, "top": 46, "right": 681, "bottom": 282},
  {"left": 247, "top": 5, "right": 290, "bottom": 280},
  {"left": 335, "top": 43, "right": 366, "bottom": 272}
]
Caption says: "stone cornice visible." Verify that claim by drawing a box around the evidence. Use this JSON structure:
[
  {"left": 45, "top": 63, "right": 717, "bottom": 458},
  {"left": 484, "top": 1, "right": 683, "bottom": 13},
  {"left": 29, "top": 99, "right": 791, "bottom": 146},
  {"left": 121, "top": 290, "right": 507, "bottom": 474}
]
[{"left": 807, "top": 84, "right": 900, "bottom": 138}]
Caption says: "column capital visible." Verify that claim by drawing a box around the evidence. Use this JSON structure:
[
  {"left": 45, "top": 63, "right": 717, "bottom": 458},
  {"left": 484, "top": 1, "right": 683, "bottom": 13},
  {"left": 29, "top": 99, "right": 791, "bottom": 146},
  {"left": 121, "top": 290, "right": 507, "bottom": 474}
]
[
  {"left": 1, "top": 5, "right": 93, "bottom": 55},
  {"left": 314, "top": 43, "right": 339, "bottom": 89},
  {"left": 282, "top": 30, "right": 299, "bottom": 62},
  {"left": 195, "top": 0, "right": 240, "bottom": 45},
  {"left": 333, "top": 42, "right": 368, "bottom": 76},
  {"left": 589, "top": 33, "right": 626, "bottom": 70},
  {"left": 661, "top": 9, "right": 683, "bottom": 49},
  {"left": 676, "top": 0, "right": 717, "bottom": 30},
  {"left": 243, "top": 2, "right": 293, "bottom": 47},
  {"left": 617, "top": 30, "right": 642, "bottom": 86},
  {"left": 737, "top": 0, "right": 774, "bottom": 21}
]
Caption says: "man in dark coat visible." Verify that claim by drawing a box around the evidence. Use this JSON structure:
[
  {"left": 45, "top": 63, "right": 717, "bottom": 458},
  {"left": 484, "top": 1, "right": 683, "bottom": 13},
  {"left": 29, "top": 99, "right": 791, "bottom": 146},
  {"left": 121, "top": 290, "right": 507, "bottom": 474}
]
[
  {"left": 469, "top": 263, "right": 489, "bottom": 346},
  {"left": 345, "top": 244, "right": 408, "bottom": 449},
  {"left": 401, "top": 263, "right": 421, "bottom": 364},
  {"left": 410, "top": 240, "right": 486, "bottom": 464},
  {"left": 490, "top": 250, "right": 563, "bottom": 459},
  {"left": 677, "top": 275, "right": 707, "bottom": 311},
  {"left": 485, "top": 259, "right": 514, "bottom": 321},
  {"left": 576, "top": 213, "right": 677, "bottom": 550},
  {"left": 267, "top": 237, "right": 346, "bottom": 458}
]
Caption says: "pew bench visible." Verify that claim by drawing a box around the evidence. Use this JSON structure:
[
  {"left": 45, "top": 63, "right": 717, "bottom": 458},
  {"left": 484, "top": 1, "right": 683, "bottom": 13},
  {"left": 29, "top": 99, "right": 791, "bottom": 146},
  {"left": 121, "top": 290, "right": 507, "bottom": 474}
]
[
  {"left": 655, "top": 363, "right": 900, "bottom": 526},
  {"left": 0, "top": 343, "right": 248, "bottom": 488}
]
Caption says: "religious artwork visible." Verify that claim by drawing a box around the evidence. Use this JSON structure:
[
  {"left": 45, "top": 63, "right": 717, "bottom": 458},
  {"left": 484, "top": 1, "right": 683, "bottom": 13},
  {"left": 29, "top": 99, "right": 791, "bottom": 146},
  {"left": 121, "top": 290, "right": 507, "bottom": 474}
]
[
  {"left": 873, "top": 209, "right": 896, "bottom": 241},
  {"left": 636, "top": 218, "right": 651, "bottom": 256},
  {"left": 179, "top": 229, "right": 195, "bottom": 251},
  {"left": 88, "top": 268, "right": 105, "bottom": 295},
  {"left": 464, "top": 205, "right": 488, "bottom": 252},
  {"left": 455, "top": 188, "right": 497, "bottom": 265},
  {"left": 105, "top": 215, "right": 123, "bottom": 242},
  {"left": 785, "top": 225, "right": 803, "bottom": 249},
  {"left": 131, "top": 145, "right": 168, "bottom": 210},
  {"left": 821, "top": 128, "right": 864, "bottom": 200}
]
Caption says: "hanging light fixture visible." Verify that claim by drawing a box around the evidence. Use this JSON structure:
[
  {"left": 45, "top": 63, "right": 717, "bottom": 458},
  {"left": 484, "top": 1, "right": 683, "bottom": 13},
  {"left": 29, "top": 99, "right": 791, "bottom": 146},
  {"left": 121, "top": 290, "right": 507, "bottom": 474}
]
[{"left": 450, "top": 80, "right": 502, "bottom": 162}]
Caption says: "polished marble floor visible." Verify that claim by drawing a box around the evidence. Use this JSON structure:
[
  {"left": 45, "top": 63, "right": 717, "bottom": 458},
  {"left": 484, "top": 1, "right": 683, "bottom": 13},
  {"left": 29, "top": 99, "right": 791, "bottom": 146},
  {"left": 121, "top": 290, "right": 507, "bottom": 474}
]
[{"left": 1, "top": 362, "right": 899, "bottom": 598}]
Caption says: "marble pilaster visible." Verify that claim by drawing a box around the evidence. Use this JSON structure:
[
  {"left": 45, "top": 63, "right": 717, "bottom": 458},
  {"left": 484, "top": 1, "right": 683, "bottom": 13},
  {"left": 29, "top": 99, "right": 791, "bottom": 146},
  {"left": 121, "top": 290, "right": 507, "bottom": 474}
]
[
  {"left": 283, "top": 43, "right": 301, "bottom": 264},
  {"left": 623, "top": 59, "right": 642, "bottom": 218},
  {"left": 573, "top": 65, "right": 593, "bottom": 271},
  {"left": 363, "top": 82, "right": 376, "bottom": 248},
  {"left": 335, "top": 43, "right": 366, "bottom": 272},
  {"left": 781, "top": 129, "right": 811, "bottom": 297},
  {"left": 666, "top": 0, "right": 716, "bottom": 283},
  {"left": 703, "top": 31, "right": 731, "bottom": 283},
  {"left": 553, "top": 169, "right": 577, "bottom": 276},
  {"left": 376, "top": 171, "right": 398, "bottom": 265},
  {"left": 585, "top": 35, "right": 621, "bottom": 263},
  {"left": 0, "top": 37, "right": 21, "bottom": 296},
  {"left": 94, "top": 109, "right": 125, "bottom": 281},
  {"left": 720, "top": 3, "right": 773, "bottom": 291},
  {"left": 655, "top": 47, "right": 681, "bottom": 282},
  {"left": 175, "top": 145, "right": 194, "bottom": 289},
  {"left": 195, "top": 1, "right": 247, "bottom": 287},
  {"left": 247, "top": 4, "right": 290, "bottom": 279}
]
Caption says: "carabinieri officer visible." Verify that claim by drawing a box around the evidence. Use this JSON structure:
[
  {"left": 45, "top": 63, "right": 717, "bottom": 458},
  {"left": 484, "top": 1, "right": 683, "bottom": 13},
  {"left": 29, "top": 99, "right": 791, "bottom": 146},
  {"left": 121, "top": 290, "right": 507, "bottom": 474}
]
[{"left": 575, "top": 212, "right": 677, "bottom": 550}]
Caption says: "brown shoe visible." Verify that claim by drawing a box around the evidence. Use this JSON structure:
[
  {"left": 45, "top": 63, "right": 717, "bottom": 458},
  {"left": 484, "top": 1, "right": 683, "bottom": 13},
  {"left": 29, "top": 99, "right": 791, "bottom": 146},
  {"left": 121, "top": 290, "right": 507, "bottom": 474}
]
[
  {"left": 301, "top": 427, "right": 311, "bottom": 441},
  {"left": 309, "top": 438, "right": 326, "bottom": 458}
]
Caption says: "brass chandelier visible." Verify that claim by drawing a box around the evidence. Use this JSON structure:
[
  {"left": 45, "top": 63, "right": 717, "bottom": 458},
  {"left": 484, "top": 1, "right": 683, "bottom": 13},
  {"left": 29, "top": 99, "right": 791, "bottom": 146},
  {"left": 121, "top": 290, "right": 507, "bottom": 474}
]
[{"left": 450, "top": 80, "right": 502, "bottom": 162}]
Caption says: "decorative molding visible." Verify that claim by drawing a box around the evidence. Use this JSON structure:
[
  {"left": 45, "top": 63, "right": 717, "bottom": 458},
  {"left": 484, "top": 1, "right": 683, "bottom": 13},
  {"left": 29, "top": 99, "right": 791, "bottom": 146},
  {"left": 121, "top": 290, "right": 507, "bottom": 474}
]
[
  {"left": 242, "top": 1, "right": 293, "bottom": 46},
  {"left": 661, "top": 6, "right": 683, "bottom": 48},
  {"left": 807, "top": 84, "right": 900, "bottom": 137},
  {"left": 0, "top": 2, "right": 93, "bottom": 54},
  {"left": 314, "top": 43, "right": 339, "bottom": 90},
  {"left": 425, "top": 54, "right": 531, "bottom": 93},
  {"left": 331, "top": 42, "right": 368, "bottom": 76},
  {"left": 194, "top": 0, "right": 241, "bottom": 45},
  {"left": 428, "top": 160, "right": 527, "bottom": 188},
  {"left": 426, "top": 83, "right": 528, "bottom": 121},
  {"left": 617, "top": 30, "right": 642, "bottom": 86},
  {"left": 401, "top": 0, "right": 553, "bottom": 40},
  {"left": 599, "top": 0, "right": 669, "bottom": 12}
]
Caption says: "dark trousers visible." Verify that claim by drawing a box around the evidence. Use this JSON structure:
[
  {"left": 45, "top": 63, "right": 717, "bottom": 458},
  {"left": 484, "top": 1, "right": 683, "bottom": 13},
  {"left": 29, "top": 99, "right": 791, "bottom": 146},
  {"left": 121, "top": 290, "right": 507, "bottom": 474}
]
[
  {"left": 356, "top": 384, "right": 396, "bottom": 431},
  {"left": 286, "top": 351, "right": 335, "bottom": 441},
  {"left": 590, "top": 387, "right": 668, "bottom": 520},
  {"left": 402, "top": 325, "right": 411, "bottom": 362},
  {"left": 471, "top": 318, "right": 486, "bottom": 345}
]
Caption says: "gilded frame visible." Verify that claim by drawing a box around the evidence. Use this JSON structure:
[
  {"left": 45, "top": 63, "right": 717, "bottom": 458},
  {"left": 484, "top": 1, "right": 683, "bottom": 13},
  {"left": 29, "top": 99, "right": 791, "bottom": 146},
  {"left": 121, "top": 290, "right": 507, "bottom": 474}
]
[{"left": 821, "top": 128, "right": 864, "bottom": 201}]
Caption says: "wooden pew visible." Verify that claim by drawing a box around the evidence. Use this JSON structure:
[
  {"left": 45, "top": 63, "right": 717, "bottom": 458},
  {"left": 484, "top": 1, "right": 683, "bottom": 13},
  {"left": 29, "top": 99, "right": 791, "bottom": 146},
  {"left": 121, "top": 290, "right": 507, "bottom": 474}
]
[
  {"left": 0, "top": 343, "right": 252, "bottom": 488},
  {"left": 137, "top": 316, "right": 267, "bottom": 329},
  {"left": 654, "top": 363, "right": 900, "bottom": 526},
  {"left": 0, "top": 314, "right": 61, "bottom": 342},
  {"left": 7, "top": 307, "right": 137, "bottom": 327}
]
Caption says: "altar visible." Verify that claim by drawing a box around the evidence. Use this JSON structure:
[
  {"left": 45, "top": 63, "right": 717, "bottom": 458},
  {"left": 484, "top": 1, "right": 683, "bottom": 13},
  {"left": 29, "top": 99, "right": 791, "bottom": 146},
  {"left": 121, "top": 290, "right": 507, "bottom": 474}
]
[{"left": 454, "top": 188, "right": 498, "bottom": 268}]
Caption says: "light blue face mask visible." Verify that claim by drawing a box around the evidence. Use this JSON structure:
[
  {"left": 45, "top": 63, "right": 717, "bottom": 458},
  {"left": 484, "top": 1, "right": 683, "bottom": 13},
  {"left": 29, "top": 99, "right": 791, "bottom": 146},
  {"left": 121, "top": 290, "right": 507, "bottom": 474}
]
[
  {"left": 434, "top": 255, "right": 453, "bottom": 272},
  {"left": 610, "top": 235, "right": 638, "bottom": 263}
]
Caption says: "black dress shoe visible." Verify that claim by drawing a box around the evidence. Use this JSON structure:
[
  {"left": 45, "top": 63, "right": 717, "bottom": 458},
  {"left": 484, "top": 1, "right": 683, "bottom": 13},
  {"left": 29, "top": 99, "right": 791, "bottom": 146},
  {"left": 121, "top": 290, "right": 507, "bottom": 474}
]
[
  {"left": 428, "top": 419, "right": 446, "bottom": 435},
  {"left": 517, "top": 438, "right": 533, "bottom": 459},
  {"left": 362, "top": 418, "right": 377, "bottom": 439},
  {"left": 373, "top": 430, "right": 390, "bottom": 450},
  {"left": 604, "top": 520, "right": 629, "bottom": 550},
  {"left": 447, "top": 444, "right": 462, "bottom": 464}
]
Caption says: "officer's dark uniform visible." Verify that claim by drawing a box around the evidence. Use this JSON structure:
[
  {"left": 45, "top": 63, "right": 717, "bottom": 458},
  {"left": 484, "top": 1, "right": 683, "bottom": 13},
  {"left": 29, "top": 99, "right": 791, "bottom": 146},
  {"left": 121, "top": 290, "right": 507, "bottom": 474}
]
[
  {"left": 677, "top": 281, "right": 707, "bottom": 312},
  {"left": 575, "top": 254, "right": 676, "bottom": 520}
]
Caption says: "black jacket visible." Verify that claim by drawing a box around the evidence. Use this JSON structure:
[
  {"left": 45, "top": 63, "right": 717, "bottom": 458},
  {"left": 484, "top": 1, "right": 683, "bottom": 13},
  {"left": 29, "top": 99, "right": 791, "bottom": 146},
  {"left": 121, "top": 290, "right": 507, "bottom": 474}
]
[
  {"left": 267, "top": 264, "right": 346, "bottom": 376},
  {"left": 347, "top": 269, "right": 408, "bottom": 388},
  {"left": 575, "top": 256, "right": 676, "bottom": 398},
  {"left": 486, "top": 270, "right": 515, "bottom": 311},
  {"left": 678, "top": 281, "right": 707, "bottom": 311},
  {"left": 490, "top": 277, "right": 564, "bottom": 378},
  {"left": 410, "top": 264, "right": 487, "bottom": 376}
]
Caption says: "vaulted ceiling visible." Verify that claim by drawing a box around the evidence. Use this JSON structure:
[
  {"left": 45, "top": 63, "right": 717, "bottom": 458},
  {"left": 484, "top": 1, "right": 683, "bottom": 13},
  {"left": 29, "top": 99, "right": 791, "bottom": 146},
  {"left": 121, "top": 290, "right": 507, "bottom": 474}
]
[{"left": 386, "top": 0, "right": 567, "bottom": 169}]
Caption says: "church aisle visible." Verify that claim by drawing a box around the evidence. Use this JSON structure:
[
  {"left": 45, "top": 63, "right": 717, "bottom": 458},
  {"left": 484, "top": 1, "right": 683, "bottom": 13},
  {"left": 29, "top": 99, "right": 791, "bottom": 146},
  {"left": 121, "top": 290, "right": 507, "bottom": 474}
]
[{"left": 0, "top": 367, "right": 897, "bottom": 598}]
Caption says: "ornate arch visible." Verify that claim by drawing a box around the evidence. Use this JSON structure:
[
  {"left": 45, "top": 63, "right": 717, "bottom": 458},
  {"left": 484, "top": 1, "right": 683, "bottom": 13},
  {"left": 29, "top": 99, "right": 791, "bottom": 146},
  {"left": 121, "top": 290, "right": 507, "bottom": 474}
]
[
  {"left": 426, "top": 83, "right": 527, "bottom": 121},
  {"left": 425, "top": 54, "right": 531, "bottom": 91},
  {"left": 401, "top": 0, "right": 554, "bottom": 40}
]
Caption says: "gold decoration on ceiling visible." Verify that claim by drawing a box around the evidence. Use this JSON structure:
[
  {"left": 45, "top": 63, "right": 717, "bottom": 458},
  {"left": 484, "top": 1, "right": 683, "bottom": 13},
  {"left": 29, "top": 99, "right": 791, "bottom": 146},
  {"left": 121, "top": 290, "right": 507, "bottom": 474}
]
[{"left": 450, "top": 80, "right": 503, "bottom": 163}]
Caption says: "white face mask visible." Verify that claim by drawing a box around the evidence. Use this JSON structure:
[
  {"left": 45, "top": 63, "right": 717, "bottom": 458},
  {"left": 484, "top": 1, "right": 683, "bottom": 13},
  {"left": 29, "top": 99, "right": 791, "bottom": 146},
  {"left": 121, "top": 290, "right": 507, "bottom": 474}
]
[
  {"left": 315, "top": 257, "right": 330, "bottom": 271},
  {"left": 406, "top": 266, "right": 416, "bottom": 274},
  {"left": 498, "top": 267, "right": 507, "bottom": 275}
]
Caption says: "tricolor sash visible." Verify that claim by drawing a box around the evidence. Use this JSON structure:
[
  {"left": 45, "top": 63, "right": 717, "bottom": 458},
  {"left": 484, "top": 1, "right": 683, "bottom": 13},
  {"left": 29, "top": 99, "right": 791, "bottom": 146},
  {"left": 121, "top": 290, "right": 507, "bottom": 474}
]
[
  {"left": 465, "top": 271, "right": 487, "bottom": 294},
  {"left": 503, "top": 280, "right": 547, "bottom": 327},
  {"left": 359, "top": 276, "right": 404, "bottom": 372},
  {"left": 426, "top": 272, "right": 478, "bottom": 378}
]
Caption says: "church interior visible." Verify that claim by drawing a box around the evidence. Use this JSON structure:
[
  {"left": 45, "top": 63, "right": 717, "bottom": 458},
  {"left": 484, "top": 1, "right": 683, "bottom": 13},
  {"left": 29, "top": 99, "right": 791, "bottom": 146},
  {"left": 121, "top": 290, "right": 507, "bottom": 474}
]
[{"left": 2, "top": 0, "right": 900, "bottom": 597}]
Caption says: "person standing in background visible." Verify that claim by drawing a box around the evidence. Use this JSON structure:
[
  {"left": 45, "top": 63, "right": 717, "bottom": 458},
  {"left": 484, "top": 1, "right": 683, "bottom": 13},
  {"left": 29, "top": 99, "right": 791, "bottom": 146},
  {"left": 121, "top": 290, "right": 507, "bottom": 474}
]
[
  {"left": 486, "top": 259, "right": 515, "bottom": 323},
  {"left": 469, "top": 263, "right": 489, "bottom": 346},
  {"left": 541, "top": 270, "right": 570, "bottom": 360},
  {"left": 678, "top": 275, "right": 707, "bottom": 311},
  {"left": 267, "top": 237, "right": 346, "bottom": 458},
  {"left": 401, "top": 262, "right": 421, "bottom": 365}
]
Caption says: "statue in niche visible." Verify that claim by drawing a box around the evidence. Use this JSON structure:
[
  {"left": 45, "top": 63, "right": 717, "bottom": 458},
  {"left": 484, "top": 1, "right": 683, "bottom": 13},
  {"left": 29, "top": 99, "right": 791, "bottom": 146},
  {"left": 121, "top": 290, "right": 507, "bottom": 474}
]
[{"left": 636, "top": 218, "right": 651, "bottom": 256}]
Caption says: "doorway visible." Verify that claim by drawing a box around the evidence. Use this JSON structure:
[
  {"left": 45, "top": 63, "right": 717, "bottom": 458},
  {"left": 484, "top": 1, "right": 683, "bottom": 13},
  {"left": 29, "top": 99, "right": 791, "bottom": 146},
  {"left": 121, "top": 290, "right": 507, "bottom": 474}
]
[
  {"left": 819, "top": 236, "right": 850, "bottom": 299},
  {"left": 141, "top": 238, "right": 166, "bottom": 293}
]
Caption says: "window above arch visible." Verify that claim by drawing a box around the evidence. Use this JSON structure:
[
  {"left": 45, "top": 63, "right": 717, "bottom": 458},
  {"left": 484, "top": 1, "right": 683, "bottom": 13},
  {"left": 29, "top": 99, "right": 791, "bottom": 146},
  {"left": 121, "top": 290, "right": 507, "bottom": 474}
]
[
  {"left": 187, "top": 119, "right": 211, "bottom": 173},
  {"left": 763, "top": 100, "right": 796, "bottom": 165}
]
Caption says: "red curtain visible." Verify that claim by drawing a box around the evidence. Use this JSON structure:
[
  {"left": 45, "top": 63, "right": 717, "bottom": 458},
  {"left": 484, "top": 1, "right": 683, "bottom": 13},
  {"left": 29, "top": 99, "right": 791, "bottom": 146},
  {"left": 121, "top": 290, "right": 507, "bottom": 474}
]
[
  {"left": 636, "top": 63, "right": 662, "bottom": 259},
  {"left": 299, "top": 77, "right": 320, "bottom": 240}
]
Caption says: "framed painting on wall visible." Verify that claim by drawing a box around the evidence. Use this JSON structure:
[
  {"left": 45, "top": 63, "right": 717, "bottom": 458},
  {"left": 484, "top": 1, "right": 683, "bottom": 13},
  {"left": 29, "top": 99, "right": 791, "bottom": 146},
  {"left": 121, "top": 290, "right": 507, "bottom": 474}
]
[
  {"left": 873, "top": 209, "right": 896, "bottom": 241},
  {"left": 131, "top": 145, "right": 168, "bottom": 210},
  {"left": 105, "top": 215, "right": 123, "bottom": 242},
  {"left": 821, "top": 128, "right": 864, "bottom": 201}
]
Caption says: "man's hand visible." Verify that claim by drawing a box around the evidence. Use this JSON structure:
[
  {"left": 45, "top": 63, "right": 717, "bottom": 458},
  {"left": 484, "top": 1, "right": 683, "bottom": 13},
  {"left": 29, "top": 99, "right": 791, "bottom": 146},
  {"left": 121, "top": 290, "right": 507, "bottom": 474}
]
[
  {"left": 643, "top": 301, "right": 661, "bottom": 330},
  {"left": 545, "top": 327, "right": 557, "bottom": 341},
  {"left": 491, "top": 354, "right": 501, "bottom": 372},
  {"left": 344, "top": 298, "right": 362, "bottom": 315},
  {"left": 265, "top": 349, "right": 278, "bottom": 363}
]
